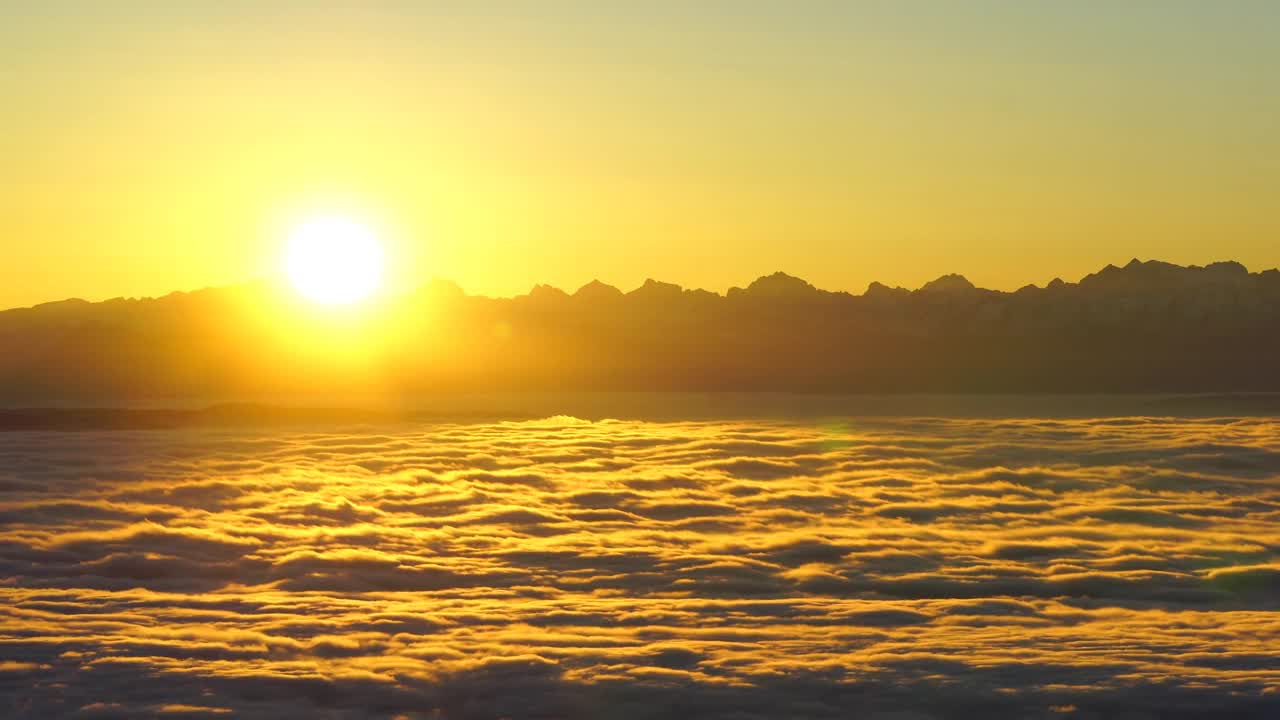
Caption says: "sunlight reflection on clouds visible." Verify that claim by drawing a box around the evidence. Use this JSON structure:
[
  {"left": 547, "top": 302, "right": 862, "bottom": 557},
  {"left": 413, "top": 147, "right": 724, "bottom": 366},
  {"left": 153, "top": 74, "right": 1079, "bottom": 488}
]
[{"left": 1, "top": 417, "right": 1278, "bottom": 718}]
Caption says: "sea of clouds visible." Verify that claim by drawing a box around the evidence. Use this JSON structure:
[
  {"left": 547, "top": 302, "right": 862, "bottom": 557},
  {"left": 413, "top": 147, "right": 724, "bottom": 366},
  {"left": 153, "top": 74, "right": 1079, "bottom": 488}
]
[{"left": 1, "top": 416, "right": 1278, "bottom": 719}]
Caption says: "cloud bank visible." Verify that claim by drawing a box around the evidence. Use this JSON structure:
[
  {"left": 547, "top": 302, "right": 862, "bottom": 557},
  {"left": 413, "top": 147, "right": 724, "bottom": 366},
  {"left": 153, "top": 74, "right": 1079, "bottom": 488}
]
[{"left": 1, "top": 416, "right": 1278, "bottom": 718}]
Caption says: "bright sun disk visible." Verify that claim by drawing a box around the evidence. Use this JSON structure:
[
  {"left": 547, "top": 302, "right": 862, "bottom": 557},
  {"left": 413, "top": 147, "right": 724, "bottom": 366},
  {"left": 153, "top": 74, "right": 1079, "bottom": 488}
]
[{"left": 285, "top": 216, "right": 384, "bottom": 305}]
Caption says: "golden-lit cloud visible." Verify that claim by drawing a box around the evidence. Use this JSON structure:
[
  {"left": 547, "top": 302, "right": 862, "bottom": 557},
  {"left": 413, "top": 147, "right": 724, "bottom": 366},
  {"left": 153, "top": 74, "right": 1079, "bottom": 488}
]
[{"left": 1, "top": 416, "right": 1278, "bottom": 717}]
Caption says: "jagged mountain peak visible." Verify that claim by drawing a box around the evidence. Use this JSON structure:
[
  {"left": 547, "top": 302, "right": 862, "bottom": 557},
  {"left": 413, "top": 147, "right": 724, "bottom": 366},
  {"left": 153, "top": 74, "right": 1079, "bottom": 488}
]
[
  {"left": 865, "top": 281, "right": 909, "bottom": 299},
  {"left": 742, "top": 272, "right": 820, "bottom": 297},
  {"left": 1081, "top": 258, "right": 1255, "bottom": 291},
  {"left": 1204, "top": 260, "right": 1249, "bottom": 275},
  {"left": 628, "top": 278, "right": 685, "bottom": 299},
  {"left": 574, "top": 279, "right": 624, "bottom": 299},
  {"left": 526, "top": 284, "right": 569, "bottom": 301},
  {"left": 918, "top": 274, "right": 975, "bottom": 293}
]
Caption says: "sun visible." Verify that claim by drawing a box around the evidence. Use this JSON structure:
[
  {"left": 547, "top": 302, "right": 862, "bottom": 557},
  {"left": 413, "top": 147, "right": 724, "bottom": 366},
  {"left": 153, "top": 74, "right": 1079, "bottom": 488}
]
[{"left": 284, "top": 216, "right": 385, "bottom": 305}]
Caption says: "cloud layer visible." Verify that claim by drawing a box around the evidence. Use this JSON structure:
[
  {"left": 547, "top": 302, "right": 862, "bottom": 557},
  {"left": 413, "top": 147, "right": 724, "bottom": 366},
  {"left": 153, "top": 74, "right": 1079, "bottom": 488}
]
[{"left": 1, "top": 416, "right": 1278, "bottom": 718}]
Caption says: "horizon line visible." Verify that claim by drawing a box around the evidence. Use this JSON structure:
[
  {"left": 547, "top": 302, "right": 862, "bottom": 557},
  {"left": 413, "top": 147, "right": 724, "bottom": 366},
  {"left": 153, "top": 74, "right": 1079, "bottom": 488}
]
[{"left": 6, "top": 256, "right": 1277, "bottom": 313}]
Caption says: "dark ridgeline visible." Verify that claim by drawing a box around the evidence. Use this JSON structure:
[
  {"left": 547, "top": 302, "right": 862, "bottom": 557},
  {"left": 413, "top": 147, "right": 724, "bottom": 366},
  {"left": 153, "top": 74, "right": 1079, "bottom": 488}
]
[{"left": 2, "top": 258, "right": 1279, "bottom": 404}]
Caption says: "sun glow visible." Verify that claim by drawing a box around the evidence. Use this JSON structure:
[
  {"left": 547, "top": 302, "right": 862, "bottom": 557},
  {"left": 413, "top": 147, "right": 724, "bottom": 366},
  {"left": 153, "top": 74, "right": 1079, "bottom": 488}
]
[{"left": 285, "top": 216, "right": 385, "bottom": 305}]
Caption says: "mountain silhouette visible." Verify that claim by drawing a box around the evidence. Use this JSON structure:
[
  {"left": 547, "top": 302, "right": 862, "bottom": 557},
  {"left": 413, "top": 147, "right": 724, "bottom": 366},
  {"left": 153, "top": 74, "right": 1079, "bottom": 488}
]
[
  {"left": 918, "top": 273, "right": 977, "bottom": 294},
  {"left": 2, "top": 259, "right": 1279, "bottom": 404}
]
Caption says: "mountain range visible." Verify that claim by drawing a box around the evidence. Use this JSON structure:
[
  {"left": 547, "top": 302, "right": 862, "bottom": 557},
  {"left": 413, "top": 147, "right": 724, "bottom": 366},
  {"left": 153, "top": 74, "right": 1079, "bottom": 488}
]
[{"left": 3, "top": 258, "right": 1279, "bottom": 404}]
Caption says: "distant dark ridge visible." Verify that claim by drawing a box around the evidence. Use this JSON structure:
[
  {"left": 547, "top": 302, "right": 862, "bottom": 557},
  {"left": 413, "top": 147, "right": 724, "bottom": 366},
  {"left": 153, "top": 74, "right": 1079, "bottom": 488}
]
[
  {"left": 7, "top": 257, "right": 1276, "bottom": 312},
  {"left": 5, "top": 393, "right": 1280, "bottom": 430},
  {"left": 0, "top": 405, "right": 397, "bottom": 431},
  {"left": 0, "top": 403, "right": 549, "bottom": 431},
  {"left": 3, "top": 258, "right": 1280, "bottom": 402}
]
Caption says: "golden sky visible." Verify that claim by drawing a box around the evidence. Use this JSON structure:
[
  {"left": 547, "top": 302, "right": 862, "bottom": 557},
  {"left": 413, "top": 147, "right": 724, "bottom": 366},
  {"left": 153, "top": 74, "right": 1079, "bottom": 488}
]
[{"left": 3, "top": 2, "right": 1277, "bottom": 308}]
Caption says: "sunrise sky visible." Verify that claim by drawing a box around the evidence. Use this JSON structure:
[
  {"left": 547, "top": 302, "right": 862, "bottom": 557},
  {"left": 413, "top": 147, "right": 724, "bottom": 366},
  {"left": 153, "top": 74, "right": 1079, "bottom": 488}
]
[{"left": 4, "top": 1, "right": 1277, "bottom": 308}]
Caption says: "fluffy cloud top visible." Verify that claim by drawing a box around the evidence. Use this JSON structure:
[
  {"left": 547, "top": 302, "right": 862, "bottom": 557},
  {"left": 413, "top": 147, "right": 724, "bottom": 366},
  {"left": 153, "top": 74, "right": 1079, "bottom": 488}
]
[{"left": 1, "top": 416, "right": 1278, "bottom": 718}]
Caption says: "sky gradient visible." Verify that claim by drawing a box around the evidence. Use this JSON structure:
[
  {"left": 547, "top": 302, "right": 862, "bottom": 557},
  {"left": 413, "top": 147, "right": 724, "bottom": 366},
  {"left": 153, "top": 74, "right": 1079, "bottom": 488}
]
[{"left": 3, "top": 1, "right": 1277, "bottom": 307}]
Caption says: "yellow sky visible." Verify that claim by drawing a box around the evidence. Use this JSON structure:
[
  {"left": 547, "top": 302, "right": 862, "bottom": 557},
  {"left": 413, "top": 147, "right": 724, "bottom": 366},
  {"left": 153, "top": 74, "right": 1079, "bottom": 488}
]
[{"left": 2, "top": 3, "right": 1277, "bottom": 308}]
